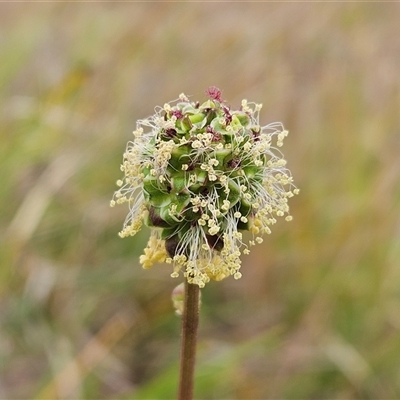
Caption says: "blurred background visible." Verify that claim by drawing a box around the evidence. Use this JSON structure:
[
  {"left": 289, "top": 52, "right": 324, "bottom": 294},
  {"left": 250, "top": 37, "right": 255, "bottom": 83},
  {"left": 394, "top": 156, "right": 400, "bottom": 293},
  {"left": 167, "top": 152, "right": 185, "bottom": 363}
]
[{"left": 1, "top": 2, "right": 400, "bottom": 399}]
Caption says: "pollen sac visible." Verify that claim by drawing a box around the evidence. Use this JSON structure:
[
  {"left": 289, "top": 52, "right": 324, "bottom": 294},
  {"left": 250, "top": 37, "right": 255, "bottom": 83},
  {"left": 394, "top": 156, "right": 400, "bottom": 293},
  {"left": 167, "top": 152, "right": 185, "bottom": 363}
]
[{"left": 112, "top": 86, "right": 298, "bottom": 287}]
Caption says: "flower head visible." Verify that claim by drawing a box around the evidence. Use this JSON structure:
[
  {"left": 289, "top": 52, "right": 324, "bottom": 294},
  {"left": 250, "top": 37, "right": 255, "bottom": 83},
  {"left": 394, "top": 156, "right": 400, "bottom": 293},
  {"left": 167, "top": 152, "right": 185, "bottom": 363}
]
[{"left": 112, "top": 87, "right": 298, "bottom": 287}]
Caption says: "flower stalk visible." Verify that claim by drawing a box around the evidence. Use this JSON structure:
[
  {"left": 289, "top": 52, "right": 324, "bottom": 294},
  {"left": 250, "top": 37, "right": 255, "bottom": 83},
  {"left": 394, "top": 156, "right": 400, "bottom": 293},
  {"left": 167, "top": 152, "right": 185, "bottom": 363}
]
[
  {"left": 112, "top": 87, "right": 298, "bottom": 399},
  {"left": 178, "top": 280, "right": 200, "bottom": 400}
]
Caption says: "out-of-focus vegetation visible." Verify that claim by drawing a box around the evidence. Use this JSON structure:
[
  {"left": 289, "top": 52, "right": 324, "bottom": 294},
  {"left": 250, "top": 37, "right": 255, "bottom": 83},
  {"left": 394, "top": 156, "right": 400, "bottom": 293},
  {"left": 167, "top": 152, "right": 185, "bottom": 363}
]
[{"left": 1, "top": 3, "right": 400, "bottom": 399}]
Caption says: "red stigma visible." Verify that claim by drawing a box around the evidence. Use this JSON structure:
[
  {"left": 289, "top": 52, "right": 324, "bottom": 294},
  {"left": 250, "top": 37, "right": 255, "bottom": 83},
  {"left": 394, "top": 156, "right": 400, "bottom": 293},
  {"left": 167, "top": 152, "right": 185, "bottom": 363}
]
[
  {"left": 206, "top": 86, "right": 223, "bottom": 102},
  {"left": 171, "top": 110, "right": 183, "bottom": 119}
]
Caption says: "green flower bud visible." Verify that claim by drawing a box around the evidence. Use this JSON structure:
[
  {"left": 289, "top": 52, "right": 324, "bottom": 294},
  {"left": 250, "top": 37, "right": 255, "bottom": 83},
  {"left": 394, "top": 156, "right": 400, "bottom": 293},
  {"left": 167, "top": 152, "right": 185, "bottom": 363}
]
[
  {"left": 112, "top": 88, "right": 298, "bottom": 287},
  {"left": 172, "top": 283, "right": 201, "bottom": 316}
]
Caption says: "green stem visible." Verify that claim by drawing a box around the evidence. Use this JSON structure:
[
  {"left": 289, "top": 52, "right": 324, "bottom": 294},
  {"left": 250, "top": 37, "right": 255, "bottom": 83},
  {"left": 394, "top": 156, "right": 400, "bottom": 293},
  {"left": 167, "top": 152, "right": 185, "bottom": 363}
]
[{"left": 178, "top": 280, "right": 200, "bottom": 400}]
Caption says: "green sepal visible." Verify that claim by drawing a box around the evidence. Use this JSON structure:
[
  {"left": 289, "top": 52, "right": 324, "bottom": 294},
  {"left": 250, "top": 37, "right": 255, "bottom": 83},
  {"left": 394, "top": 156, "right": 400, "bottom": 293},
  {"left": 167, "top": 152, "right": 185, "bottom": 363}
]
[
  {"left": 238, "top": 198, "right": 252, "bottom": 216},
  {"left": 160, "top": 206, "right": 183, "bottom": 225},
  {"left": 177, "top": 222, "right": 192, "bottom": 240},
  {"left": 187, "top": 183, "right": 202, "bottom": 194},
  {"left": 193, "top": 168, "right": 207, "bottom": 184},
  {"left": 171, "top": 174, "right": 187, "bottom": 193},
  {"left": 160, "top": 192, "right": 191, "bottom": 225},
  {"left": 183, "top": 206, "right": 199, "bottom": 219},
  {"left": 170, "top": 192, "right": 191, "bottom": 214},
  {"left": 242, "top": 165, "right": 261, "bottom": 179},
  {"left": 231, "top": 115, "right": 243, "bottom": 129},
  {"left": 189, "top": 113, "right": 207, "bottom": 129},
  {"left": 143, "top": 176, "right": 171, "bottom": 207},
  {"left": 143, "top": 176, "right": 162, "bottom": 196},
  {"left": 200, "top": 100, "right": 216, "bottom": 110},
  {"left": 168, "top": 145, "right": 191, "bottom": 170},
  {"left": 182, "top": 104, "right": 198, "bottom": 114},
  {"left": 210, "top": 118, "right": 225, "bottom": 132},
  {"left": 215, "top": 148, "right": 232, "bottom": 166},
  {"left": 234, "top": 112, "right": 250, "bottom": 127},
  {"left": 189, "top": 113, "right": 206, "bottom": 124},
  {"left": 222, "top": 132, "right": 235, "bottom": 144},
  {"left": 141, "top": 166, "right": 151, "bottom": 178},
  {"left": 226, "top": 179, "right": 241, "bottom": 206},
  {"left": 206, "top": 109, "right": 217, "bottom": 125},
  {"left": 215, "top": 179, "right": 241, "bottom": 212},
  {"left": 178, "top": 116, "right": 192, "bottom": 132},
  {"left": 161, "top": 227, "right": 178, "bottom": 240},
  {"left": 237, "top": 220, "right": 250, "bottom": 231},
  {"left": 147, "top": 192, "right": 171, "bottom": 207}
]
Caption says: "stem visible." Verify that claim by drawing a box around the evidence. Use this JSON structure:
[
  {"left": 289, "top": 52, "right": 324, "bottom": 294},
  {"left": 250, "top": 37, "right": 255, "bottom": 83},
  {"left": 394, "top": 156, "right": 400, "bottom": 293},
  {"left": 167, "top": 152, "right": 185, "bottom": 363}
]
[{"left": 178, "top": 280, "right": 200, "bottom": 400}]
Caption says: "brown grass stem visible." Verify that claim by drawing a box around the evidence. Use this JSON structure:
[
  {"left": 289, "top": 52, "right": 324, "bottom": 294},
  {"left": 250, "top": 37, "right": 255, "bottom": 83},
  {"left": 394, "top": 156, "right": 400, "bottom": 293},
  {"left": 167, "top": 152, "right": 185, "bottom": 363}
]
[{"left": 178, "top": 280, "right": 200, "bottom": 400}]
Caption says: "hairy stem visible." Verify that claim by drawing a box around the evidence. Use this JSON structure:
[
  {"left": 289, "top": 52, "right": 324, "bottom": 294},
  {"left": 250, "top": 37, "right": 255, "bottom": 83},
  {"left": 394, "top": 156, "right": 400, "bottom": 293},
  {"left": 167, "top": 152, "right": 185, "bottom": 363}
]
[{"left": 178, "top": 280, "right": 200, "bottom": 400}]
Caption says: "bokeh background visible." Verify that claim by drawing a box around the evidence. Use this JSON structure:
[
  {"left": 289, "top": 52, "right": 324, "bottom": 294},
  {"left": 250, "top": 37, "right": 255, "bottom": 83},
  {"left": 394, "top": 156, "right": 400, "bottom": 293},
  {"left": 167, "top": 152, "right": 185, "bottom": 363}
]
[{"left": 1, "top": 2, "right": 400, "bottom": 399}]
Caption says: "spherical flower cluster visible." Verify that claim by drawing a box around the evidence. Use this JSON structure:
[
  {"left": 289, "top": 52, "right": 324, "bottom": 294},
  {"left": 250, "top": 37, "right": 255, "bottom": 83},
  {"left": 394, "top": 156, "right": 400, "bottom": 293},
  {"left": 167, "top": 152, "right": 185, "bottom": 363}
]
[{"left": 111, "top": 87, "right": 298, "bottom": 287}]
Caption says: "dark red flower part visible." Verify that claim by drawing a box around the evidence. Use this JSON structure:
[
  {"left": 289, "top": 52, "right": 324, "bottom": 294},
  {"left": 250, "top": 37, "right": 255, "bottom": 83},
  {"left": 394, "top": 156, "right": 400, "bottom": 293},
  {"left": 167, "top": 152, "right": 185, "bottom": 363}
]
[
  {"left": 211, "top": 131, "right": 222, "bottom": 142},
  {"left": 223, "top": 106, "right": 232, "bottom": 124},
  {"left": 171, "top": 110, "right": 183, "bottom": 119},
  {"left": 165, "top": 128, "right": 177, "bottom": 138},
  {"left": 206, "top": 126, "right": 215, "bottom": 134},
  {"left": 227, "top": 158, "right": 241, "bottom": 169},
  {"left": 206, "top": 86, "right": 223, "bottom": 102},
  {"left": 206, "top": 234, "right": 224, "bottom": 252},
  {"left": 251, "top": 128, "right": 260, "bottom": 142},
  {"left": 206, "top": 126, "right": 222, "bottom": 142}
]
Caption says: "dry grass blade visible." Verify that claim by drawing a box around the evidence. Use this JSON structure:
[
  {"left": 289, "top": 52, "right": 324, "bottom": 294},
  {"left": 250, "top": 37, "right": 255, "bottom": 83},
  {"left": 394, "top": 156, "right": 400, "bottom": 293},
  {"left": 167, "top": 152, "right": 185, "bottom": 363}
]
[{"left": 36, "top": 311, "right": 133, "bottom": 400}]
